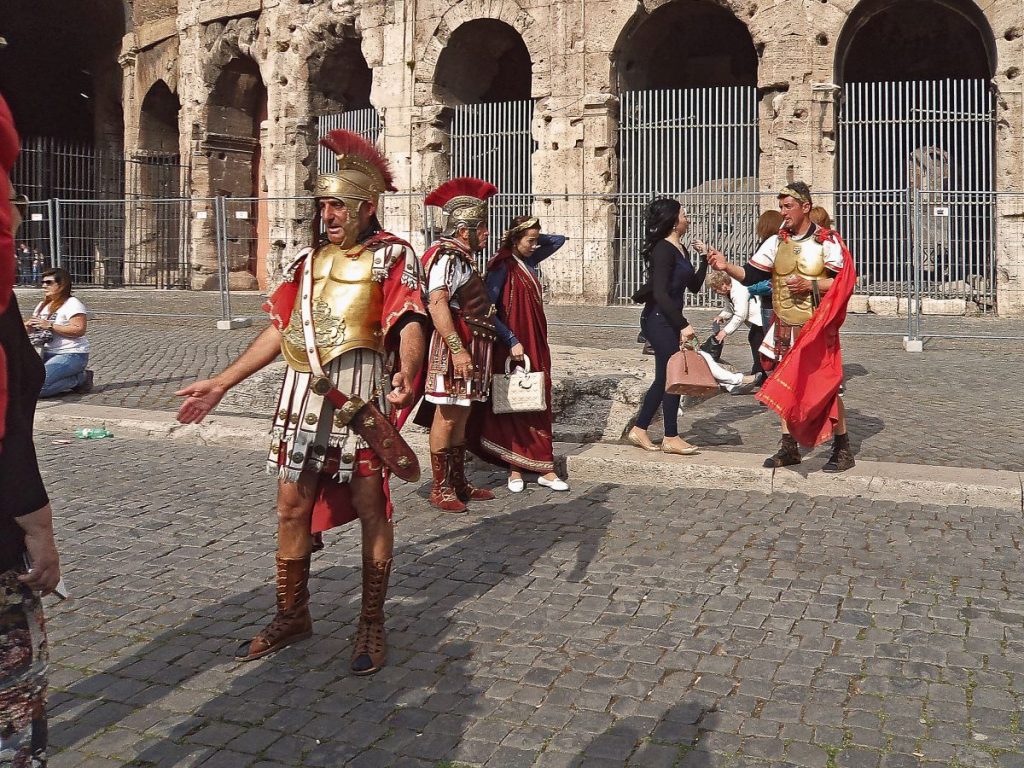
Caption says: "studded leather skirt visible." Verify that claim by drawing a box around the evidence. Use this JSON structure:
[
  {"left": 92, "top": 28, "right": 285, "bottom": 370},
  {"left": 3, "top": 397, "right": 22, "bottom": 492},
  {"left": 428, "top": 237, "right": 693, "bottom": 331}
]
[{"left": 268, "top": 349, "right": 390, "bottom": 484}]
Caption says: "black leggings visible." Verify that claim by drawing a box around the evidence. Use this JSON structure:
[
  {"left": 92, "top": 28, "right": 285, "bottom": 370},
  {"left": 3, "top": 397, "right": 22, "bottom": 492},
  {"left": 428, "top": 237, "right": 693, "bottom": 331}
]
[
  {"left": 635, "top": 311, "right": 681, "bottom": 438},
  {"left": 748, "top": 324, "right": 766, "bottom": 375}
]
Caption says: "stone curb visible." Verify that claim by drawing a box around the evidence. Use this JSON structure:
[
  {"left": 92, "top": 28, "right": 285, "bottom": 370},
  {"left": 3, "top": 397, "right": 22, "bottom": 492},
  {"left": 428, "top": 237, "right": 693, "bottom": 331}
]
[{"left": 36, "top": 402, "right": 1023, "bottom": 511}]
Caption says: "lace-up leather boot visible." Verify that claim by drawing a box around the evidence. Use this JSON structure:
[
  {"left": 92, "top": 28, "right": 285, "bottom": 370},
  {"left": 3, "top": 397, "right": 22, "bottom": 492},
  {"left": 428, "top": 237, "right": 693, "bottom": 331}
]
[
  {"left": 351, "top": 558, "right": 392, "bottom": 675},
  {"left": 429, "top": 450, "right": 467, "bottom": 512},
  {"left": 236, "top": 555, "right": 312, "bottom": 661},
  {"left": 449, "top": 444, "right": 495, "bottom": 502}
]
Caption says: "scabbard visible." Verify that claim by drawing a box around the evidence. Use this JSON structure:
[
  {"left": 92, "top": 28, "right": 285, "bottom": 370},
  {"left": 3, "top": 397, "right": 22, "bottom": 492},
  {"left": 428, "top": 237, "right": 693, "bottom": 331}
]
[{"left": 311, "top": 377, "right": 421, "bottom": 483}]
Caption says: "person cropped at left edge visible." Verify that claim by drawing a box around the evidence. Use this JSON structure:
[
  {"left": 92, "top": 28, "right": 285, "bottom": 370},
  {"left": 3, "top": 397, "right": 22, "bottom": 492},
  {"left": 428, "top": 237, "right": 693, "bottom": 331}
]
[
  {"left": 471, "top": 216, "right": 570, "bottom": 493},
  {"left": 25, "top": 267, "right": 94, "bottom": 396},
  {"left": 1, "top": 89, "right": 62, "bottom": 768}
]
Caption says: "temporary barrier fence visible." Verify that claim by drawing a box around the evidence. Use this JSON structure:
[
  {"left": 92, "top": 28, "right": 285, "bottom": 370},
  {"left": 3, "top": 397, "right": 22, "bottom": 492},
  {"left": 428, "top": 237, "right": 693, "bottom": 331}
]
[{"left": 12, "top": 191, "right": 1024, "bottom": 340}]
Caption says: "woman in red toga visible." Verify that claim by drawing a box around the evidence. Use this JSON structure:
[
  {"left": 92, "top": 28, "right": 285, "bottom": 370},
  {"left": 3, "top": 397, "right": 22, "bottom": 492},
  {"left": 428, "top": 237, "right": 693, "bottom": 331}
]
[{"left": 473, "top": 216, "right": 569, "bottom": 493}]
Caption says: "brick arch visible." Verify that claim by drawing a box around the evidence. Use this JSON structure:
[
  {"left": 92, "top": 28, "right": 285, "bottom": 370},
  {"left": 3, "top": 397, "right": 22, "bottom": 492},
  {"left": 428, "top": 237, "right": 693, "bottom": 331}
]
[{"left": 415, "top": 0, "right": 548, "bottom": 105}]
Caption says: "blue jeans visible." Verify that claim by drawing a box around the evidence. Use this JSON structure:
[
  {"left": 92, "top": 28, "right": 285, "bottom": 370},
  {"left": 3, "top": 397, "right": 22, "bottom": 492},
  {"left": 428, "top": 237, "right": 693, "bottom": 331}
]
[{"left": 40, "top": 351, "right": 89, "bottom": 397}]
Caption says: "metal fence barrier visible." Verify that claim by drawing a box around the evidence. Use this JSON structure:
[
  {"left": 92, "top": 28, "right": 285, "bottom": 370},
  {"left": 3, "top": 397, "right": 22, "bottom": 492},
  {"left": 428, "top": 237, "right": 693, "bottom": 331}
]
[{"left": 11, "top": 191, "right": 1024, "bottom": 340}]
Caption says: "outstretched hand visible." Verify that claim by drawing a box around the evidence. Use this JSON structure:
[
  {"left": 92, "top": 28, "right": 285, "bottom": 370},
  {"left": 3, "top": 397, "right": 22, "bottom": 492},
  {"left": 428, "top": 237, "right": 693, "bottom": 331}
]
[
  {"left": 175, "top": 380, "right": 226, "bottom": 424},
  {"left": 387, "top": 371, "right": 416, "bottom": 410},
  {"left": 707, "top": 249, "right": 728, "bottom": 271}
]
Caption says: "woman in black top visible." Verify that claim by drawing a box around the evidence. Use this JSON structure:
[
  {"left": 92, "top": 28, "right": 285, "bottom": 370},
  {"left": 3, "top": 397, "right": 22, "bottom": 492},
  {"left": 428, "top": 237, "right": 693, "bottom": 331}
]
[{"left": 628, "top": 198, "right": 708, "bottom": 455}]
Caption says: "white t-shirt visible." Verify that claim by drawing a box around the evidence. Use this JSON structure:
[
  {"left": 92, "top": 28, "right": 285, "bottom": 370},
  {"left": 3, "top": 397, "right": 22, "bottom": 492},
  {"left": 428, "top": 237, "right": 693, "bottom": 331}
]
[
  {"left": 426, "top": 253, "right": 473, "bottom": 309},
  {"left": 749, "top": 227, "right": 845, "bottom": 273},
  {"left": 35, "top": 297, "right": 90, "bottom": 354}
]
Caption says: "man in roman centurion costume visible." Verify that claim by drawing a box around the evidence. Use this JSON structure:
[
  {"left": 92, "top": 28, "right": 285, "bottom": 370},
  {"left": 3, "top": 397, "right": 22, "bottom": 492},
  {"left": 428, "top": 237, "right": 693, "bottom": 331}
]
[
  {"left": 415, "top": 177, "right": 501, "bottom": 513},
  {"left": 707, "top": 181, "right": 857, "bottom": 472},
  {"left": 175, "top": 130, "right": 427, "bottom": 676}
]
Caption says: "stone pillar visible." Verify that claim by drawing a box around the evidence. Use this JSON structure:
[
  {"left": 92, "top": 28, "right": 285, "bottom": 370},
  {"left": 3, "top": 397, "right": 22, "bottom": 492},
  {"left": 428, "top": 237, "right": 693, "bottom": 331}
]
[{"left": 992, "top": 9, "right": 1024, "bottom": 316}]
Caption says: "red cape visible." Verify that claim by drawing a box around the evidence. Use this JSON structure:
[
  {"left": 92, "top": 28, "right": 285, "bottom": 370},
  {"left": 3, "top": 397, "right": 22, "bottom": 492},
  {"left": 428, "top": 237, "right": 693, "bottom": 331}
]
[
  {"left": 262, "top": 234, "right": 427, "bottom": 533},
  {"left": 0, "top": 95, "right": 20, "bottom": 447},
  {"left": 755, "top": 229, "right": 856, "bottom": 447}
]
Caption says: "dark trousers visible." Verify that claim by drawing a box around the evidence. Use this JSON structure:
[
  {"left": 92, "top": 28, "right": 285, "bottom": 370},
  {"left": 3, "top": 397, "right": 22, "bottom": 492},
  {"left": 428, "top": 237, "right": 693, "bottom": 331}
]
[
  {"left": 748, "top": 324, "right": 766, "bottom": 376},
  {"left": 635, "top": 310, "right": 680, "bottom": 438}
]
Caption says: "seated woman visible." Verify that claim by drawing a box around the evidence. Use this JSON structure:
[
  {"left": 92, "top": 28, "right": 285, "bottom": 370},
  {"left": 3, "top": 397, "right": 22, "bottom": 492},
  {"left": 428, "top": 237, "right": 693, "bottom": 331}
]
[
  {"left": 472, "top": 215, "right": 569, "bottom": 493},
  {"left": 25, "top": 267, "right": 93, "bottom": 397}
]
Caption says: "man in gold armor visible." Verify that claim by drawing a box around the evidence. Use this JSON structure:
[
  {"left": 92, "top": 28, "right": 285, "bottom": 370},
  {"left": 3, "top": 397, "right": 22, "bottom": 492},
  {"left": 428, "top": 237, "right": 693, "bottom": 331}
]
[
  {"left": 175, "top": 131, "right": 427, "bottom": 675},
  {"left": 708, "top": 182, "right": 856, "bottom": 472}
]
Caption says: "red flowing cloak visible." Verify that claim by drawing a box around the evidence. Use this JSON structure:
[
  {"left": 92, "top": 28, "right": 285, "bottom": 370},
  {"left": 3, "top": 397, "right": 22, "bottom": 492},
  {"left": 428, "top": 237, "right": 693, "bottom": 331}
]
[
  {"left": 0, "top": 95, "right": 20, "bottom": 447},
  {"left": 470, "top": 249, "right": 555, "bottom": 472},
  {"left": 755, "top": 229, "right": 856, "bottom": 448},
  {"left": 262, "top": 233, "right": 427, "bottom": 532}
]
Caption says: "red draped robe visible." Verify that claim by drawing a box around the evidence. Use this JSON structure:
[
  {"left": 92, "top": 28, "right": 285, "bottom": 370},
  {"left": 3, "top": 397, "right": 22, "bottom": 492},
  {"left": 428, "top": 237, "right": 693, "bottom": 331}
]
[
  {"left": 470, "top": 248, "right": 555, "bottom": 473},
  {"left": 262, "top": 233, "right": 426, "bottom": 532},
  {"left": 0, "top": 96, "right": 20, "bottom": 446},
  {"left": 755, "top": 229, "right": 856, "bottom": 447}
]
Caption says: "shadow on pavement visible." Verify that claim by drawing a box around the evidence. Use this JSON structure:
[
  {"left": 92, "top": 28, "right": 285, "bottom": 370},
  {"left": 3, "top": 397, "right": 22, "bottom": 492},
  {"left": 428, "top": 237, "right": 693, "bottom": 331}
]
[{"left": 50, "top": 483, "right": 619, "bottom": 767}]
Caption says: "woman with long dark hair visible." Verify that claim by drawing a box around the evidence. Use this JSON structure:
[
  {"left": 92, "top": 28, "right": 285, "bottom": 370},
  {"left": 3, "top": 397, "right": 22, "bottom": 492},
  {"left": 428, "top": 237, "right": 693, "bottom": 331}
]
[
  {"left": 25, "top": 267, "right": 93, "bottom": 396},
  {"left": 628, "top": 198, "right": 707, "bottom": 455},
  {"left": 471, "top": 215, "right": 569, "bottom": 492}
]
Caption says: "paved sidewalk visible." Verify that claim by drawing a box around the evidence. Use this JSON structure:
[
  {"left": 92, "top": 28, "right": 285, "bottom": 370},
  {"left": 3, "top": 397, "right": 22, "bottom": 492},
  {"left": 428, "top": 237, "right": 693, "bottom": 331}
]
[
  {"left": 35, "top": 431, "right": 1024, "bottom": 768},
  {"left": 19, "top": 287, "right": 1024, "bottom": 471}
]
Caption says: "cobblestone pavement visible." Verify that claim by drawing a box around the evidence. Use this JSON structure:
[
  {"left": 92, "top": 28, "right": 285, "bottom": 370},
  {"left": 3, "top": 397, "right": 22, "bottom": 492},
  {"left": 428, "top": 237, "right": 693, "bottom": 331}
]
[
  {"left": 18, "top": 288, "right": 1024, "bottom": 471},
  {"left": 37, "top": 432, "right": 1024, "bottom": 767}
]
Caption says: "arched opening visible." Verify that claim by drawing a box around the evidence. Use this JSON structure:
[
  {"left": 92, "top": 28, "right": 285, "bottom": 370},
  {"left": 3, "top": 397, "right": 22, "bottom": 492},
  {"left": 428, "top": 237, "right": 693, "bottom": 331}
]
[
  {"left": 615, "top": 0, "right": 758, "bottom": 92},
  {"left": 835, "top": 0, "right": 996, "bottom": 307},
  {"left": 130, "top": 81, "right": 186, "bottom": 287},
  {"left": 434, "top": 19, "right": 532, "bottom": 105},
  {"left": 836, "top": 0, "right": 994, "bottom": 84},
  {"left": 433, "top": 19, "right": 534, "bottom": 254},
  {"left": 612, "top": 0, "right": 759, "bottom": 303},
  {"left": 205, "top": 56, "right": 267, "bottom": 289},
  {"left": 139, "top": 81, "right": 181, "bottom": 154},
  {"left": 3, "top": 0, "right": 126, "bottom": 286},
  {"left": 0, "top": 0, "right": 125, "bottom": 146},
  {"left": 310, "top": 39, "right": 379, "bottom": 182}
]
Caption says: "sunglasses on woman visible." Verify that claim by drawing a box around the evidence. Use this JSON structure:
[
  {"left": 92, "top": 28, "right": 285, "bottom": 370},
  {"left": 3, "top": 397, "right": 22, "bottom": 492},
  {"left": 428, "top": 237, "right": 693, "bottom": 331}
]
[{"left": 41, "top": 279, "right": 56, "bottom": 285}]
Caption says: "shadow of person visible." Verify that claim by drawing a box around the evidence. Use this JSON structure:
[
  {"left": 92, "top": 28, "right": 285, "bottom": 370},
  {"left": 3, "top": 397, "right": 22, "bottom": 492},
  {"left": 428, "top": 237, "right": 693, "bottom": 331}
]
[
  {"left": 572, "top": 698, "right": 725, "bottom": 766},
  {"left": 842, "top": 362, "right": 868, "bottom": 380},
  {"left": 683, "top": 401, "right": 767, "bottom": 448},
  {"left": 50, "top": 482, "right": 619, "bottom": 767}
]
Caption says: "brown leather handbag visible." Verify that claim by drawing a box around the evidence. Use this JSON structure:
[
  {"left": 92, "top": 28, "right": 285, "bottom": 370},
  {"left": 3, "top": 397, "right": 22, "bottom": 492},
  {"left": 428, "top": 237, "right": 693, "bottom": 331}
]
[{"left": 666, "top": 341, "right": 719, "bottom": 398}]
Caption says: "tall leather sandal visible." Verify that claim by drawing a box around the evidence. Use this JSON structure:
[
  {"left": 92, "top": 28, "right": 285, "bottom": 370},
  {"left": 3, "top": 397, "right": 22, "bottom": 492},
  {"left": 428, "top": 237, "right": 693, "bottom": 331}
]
[
  {"left": 449, "top": 444, "right": 495, "bottom": 502},
  {"left": 763, "top": 434, "right": 801, "bottom": 468},
  {"left": 429, "top": 450, "right": 467, "bottom": 513},
  {"left": 351, "top": 558, "right": 393, "bottom": 676},
  {"left": 822, "top": 433, "right": 855, "bottom": 473},
  {"left": 236, "top": 555, "right": 313, "bottom": 661}
]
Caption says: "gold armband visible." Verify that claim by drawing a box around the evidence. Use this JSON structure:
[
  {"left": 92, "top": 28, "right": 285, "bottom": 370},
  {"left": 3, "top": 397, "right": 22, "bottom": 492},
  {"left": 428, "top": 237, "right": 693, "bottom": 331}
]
[{"left": 444, "top": 333, "right": 465, "bottom": 355}]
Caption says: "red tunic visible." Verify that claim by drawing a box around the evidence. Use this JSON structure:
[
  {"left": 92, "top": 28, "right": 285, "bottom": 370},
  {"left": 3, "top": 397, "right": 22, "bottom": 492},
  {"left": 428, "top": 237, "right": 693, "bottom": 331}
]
[
  {"left": 470, "top": 249, "right": 555, "bottom": 473},
  {"left": 262, "top": 233, "right": 426, "bottom": 532},
  {"left": 0, "top": 95, "right": 20, "bottom": 445},
  {"left": 756, "top": 229, "right": 857, "bottom": 447}
]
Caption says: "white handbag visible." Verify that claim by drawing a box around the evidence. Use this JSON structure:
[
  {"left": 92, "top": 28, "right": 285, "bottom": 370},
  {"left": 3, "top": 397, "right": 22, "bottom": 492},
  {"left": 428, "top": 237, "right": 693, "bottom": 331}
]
[{"left": 491, "top": 354, "right": 547, "bottom": 414}]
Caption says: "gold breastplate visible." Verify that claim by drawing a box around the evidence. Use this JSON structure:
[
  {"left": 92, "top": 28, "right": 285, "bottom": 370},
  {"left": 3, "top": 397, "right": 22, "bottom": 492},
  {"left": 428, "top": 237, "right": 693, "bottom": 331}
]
[
  {"left": 772, "top": 237, "right": 827, "bottom": 325},
  {"left": 280, "top": 244, "right": 385, "bottom": 372}
]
